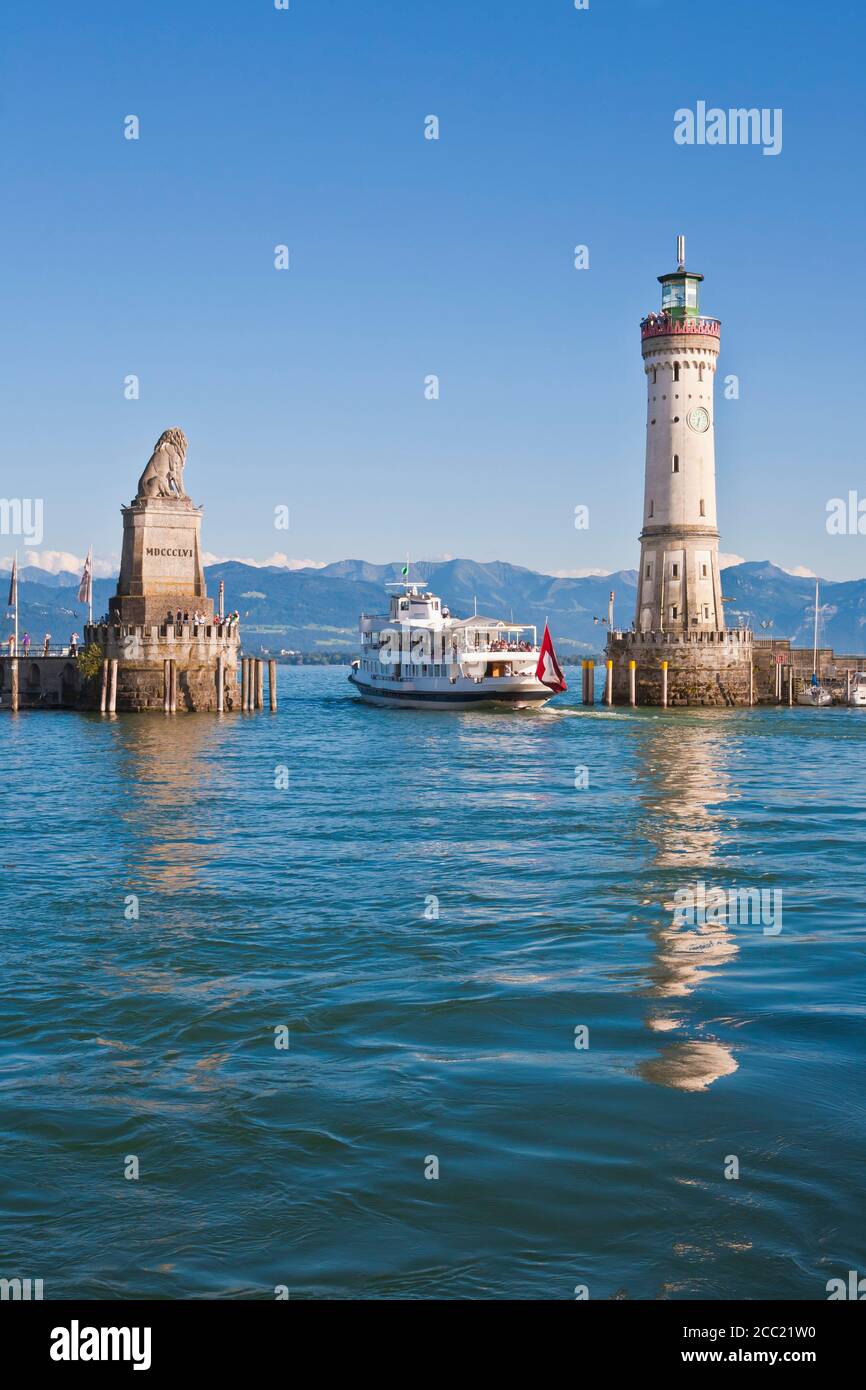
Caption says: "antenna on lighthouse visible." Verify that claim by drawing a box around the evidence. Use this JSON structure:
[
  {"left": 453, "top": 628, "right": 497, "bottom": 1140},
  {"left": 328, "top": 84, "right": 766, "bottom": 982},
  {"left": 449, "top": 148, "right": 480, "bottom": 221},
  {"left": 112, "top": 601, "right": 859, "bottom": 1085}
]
[{"left": 677, "top": 234, "right": 686, "bottom": 270}]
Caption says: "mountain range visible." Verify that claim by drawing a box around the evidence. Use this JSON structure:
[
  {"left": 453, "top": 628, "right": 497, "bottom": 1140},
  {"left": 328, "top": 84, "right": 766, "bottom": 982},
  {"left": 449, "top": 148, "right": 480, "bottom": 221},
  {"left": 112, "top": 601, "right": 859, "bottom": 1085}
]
[{"left": 3, "top": 559, "right": 865, "bottom": 656}]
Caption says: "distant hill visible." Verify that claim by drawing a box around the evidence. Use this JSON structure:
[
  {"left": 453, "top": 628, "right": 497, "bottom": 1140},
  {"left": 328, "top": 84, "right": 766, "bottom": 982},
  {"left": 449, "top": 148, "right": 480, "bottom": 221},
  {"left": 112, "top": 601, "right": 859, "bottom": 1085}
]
[{"left": 3, "top": 558, "right": 865, "bottom": 656}]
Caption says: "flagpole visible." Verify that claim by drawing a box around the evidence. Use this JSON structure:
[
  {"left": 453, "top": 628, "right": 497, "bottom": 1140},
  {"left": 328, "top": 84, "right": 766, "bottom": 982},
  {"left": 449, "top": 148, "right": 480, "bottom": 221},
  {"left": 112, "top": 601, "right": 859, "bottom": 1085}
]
[
  {"left": 88, "top": 545, "right": 93, "bottom": 626},
  {"left": 14, "top": 548, "right": 18, "bottom": 655}
]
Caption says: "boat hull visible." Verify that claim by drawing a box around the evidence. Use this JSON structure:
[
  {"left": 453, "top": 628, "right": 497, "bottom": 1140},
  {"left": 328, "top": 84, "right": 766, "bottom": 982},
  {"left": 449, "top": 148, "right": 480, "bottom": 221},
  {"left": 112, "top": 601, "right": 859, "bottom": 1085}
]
[{"left": 348, "top": 671, "right": 552, "bottom": 710}]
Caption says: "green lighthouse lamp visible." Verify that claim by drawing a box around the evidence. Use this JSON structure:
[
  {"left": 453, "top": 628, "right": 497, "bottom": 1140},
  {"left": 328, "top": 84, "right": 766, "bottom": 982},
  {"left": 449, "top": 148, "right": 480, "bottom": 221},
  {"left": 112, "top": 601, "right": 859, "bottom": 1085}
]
[{"left": 658, "top": 235, "right": 704, "bottom": 321}]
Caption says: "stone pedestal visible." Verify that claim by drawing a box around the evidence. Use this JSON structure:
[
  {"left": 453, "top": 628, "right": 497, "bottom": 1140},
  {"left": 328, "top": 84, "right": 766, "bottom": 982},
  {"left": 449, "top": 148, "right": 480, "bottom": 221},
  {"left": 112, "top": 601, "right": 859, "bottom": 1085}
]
[
  {"left": 111, "top": 497, "right": 211, "bottom": 627},
  {"left": 91, "top": 484, "right": 238, "bottom": 712},
  {"left": 606, "top": 628, "right": 753, "bottom": 707}
]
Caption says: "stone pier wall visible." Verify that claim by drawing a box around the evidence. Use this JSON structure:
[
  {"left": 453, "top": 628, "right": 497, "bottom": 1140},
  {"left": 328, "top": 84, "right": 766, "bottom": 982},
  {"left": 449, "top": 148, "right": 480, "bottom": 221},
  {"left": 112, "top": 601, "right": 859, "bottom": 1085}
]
[
  {"left": 85, "top": 621, "right": 241, "bottom": 712},
  {"left": 0, "top": 655, "right": 82, "bottom": 709},
  {"left": 606, "top": 628, "right": 754, "bottom": 706}
]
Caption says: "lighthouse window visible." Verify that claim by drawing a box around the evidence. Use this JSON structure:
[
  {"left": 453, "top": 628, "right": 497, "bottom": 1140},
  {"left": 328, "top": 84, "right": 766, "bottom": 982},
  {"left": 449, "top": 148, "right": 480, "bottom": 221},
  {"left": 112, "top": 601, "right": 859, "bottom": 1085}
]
[
  {"left": 671, "top": 606, "right": 679, "bottom": 620},
  {"left": 686, "top": 280, "right": 698, "bottom": 308},
  {"left": 701, "top": 563, "right": 708, "bottom": 578},
  {"left": 662, "top": 281, "right": 686, "bottom": 310},
  {"left": 672, "top": 455, "right": 679, "bottom": 473},
  {"left": 703, "top": 605, "right": 710, "bottom": 619},
  {"left": 645, "top": 563, "right": 652, "bottom": 579},
  {"left": 648, "top": 499, "right": 654, "bottom": 518},
  {"left": 673, "top": 363, "right": 680, "bottom": 382},
  {"left": 699, "top": 498, "right": 706, "bottom": 516},
  {"left": 671, "top": 563, "right": 680, "bottom": 578}
]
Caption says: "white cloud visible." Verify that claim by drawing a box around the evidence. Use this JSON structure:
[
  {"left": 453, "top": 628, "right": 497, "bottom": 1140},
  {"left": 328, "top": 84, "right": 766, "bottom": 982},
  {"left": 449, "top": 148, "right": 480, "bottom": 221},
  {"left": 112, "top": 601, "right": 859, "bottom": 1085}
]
[
  {"left": 551, "top": 567, "right": 613, "bottom": 578},
  {"left": 777, "top": 564, "right": 818, "bottom": 578},
  {"left": 718, "top": 553, "right": 746, "bottom": 569},
  {"left": 200, "top": 551, "right": 326, "bottom": 570},
  {"left": 0, "top": 549, "right": 117, "bottom": 578}
]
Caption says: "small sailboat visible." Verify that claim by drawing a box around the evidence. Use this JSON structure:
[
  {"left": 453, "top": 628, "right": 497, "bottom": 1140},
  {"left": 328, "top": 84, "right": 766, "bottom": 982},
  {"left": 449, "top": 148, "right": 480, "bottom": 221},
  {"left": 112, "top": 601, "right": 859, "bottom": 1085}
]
[{"left": 796, "top": 579, "right": 833, "bottom": 705}]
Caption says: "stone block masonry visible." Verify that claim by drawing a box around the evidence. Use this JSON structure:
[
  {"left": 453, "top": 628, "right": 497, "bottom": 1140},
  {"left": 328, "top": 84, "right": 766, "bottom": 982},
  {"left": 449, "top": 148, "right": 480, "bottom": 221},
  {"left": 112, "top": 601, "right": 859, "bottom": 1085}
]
[{"left": 607, "top": 629, "right": 753, "bottom": 707}]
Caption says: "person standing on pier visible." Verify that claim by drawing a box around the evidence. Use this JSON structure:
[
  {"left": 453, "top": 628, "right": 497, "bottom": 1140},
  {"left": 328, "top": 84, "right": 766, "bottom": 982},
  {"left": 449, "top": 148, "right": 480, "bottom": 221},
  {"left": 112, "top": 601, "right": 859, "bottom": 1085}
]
[
  {"left": 43, "top": 633, "right": 51, "bottom": 656},
  {"left": 70, "top": 632, "right": 79, "bottom": 655},
  {"left": 22, "top": 632, "right": 30, "bottom": 655}
]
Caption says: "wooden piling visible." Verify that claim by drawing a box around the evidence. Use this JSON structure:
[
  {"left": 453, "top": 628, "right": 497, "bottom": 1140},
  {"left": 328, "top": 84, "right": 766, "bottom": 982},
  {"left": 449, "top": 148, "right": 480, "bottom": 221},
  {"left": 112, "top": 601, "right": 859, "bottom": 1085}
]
[
  {"left": 108, "top": 658, "right": 118, "bottom": 713},
  {"left": 217, "top": 655, "right": 224, "bottom": 714},
  {"left": 163, "top": 659, "right": 171, "bottom": 713},
  {"left": 586, "top": 659, "right": 595, "bottom": 705},
  {"left": 605, "top": 659, "right": 613, "bottom": 706},
  {"left": 788, "top": 665, "right": 793, "bottom": 706},
  {"left": 255, "top": 659, "right": 264, "bottom": 710},
  {"left": 749, "top": 660, "right": 754, "bottom": 707},
  {"left": 241, "top": 657, "right": 249, "bottom": 711},
  {"left": 268, "top": 659, "right": 277, "bottom": 711},
  {"left": 100, "top": 659, "right": 109, "bottom": 713},
  {"left": 10, "top": 658, "right": 18, "bottom": 712},
  {"left": 661, "top": 659, "right": 668, "bottom": 708},
  {"left": 629, "top": 658, "right": 636, "bottom": 707},
  {"left": 169, "top": 659, "right": 177, "bottom": 713}
]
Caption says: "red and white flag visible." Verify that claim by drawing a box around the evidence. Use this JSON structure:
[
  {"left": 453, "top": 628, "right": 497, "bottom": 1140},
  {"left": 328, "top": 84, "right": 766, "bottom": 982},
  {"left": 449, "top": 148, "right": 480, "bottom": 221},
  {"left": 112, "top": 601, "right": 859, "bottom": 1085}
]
[{"left": 536, "top": 621, "right": 567, "bottom": 693}]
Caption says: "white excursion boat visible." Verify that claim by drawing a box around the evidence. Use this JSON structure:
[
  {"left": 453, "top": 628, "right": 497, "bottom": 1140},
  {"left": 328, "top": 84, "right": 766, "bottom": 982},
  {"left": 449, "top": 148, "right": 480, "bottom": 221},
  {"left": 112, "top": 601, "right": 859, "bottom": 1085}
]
[
  {"left": 348, "top": 581, "right": 565, "bottom": 710},
  {"left": 796, "top": 578, "right": 834, "bottom": 706},
  {"left": 849, "top": 673, "right": 866, "bottom": 707}
]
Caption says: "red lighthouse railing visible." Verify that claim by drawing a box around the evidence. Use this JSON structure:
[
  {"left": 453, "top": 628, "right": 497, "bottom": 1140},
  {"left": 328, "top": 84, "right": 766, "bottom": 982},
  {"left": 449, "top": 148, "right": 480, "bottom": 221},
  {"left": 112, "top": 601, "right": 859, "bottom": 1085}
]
[{"left": 640, "top": 314, "right": 721, "bottom": 340}]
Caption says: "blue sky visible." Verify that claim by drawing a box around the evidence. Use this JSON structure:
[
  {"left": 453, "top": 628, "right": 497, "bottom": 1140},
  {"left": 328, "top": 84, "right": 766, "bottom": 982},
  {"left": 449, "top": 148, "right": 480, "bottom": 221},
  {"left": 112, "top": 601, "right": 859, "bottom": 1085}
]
[{"left": 2, "top": 0, "right": 865, "bottom": 579}]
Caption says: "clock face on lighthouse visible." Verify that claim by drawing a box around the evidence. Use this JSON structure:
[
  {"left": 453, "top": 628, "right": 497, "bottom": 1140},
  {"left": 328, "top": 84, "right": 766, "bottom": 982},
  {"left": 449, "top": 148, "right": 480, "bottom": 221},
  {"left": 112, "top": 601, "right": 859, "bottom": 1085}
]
[{"left": 687, "top": 407, "right": 710, "bottom": 432}]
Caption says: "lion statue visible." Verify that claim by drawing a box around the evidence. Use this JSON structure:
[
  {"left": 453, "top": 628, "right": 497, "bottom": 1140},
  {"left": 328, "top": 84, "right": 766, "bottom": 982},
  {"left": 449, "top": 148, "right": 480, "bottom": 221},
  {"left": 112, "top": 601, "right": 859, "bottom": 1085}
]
[{"left": 135, "top": 428, "right": 189, "bottom": 500}]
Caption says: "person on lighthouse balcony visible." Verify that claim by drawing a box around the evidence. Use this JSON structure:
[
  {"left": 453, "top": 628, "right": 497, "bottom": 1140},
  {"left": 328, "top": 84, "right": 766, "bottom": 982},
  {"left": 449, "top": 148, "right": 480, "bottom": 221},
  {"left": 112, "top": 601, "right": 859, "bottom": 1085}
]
[{"left": 536, "top": 622, "right": 567, "bottom": 693}]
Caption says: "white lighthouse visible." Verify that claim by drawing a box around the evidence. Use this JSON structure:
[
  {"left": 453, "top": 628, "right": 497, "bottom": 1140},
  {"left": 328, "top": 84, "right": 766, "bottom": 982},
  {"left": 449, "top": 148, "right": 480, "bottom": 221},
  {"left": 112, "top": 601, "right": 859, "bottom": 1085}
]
[
  {"left": 607, "top": 238, "right": 753, "bottom": 706},
  {"left": 636, "top": 235, "right": 724, "bottom": 636}
]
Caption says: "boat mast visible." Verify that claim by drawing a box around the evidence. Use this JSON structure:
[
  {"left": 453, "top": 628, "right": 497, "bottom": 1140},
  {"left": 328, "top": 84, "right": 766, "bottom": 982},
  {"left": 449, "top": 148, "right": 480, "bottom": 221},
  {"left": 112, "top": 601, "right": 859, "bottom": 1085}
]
[{"left": 812, "top": 578, "right": 819, "bottom": 681}]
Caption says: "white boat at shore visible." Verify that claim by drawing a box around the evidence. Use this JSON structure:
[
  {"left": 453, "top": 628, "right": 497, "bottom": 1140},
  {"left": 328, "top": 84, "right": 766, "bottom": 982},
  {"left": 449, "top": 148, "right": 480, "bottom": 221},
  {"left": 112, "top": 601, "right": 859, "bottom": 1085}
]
[
  {"left": 849, "top": 673, "right": 866, "bottom": 707},
  {"left": 796, "top": 683, "right": 833, "bottom": 707},
  {"left": 796, "top": 578, "right": 833, "bottom": 705},
  {"left": 348, "top": 580, "right": 565, "bottom": 710}
]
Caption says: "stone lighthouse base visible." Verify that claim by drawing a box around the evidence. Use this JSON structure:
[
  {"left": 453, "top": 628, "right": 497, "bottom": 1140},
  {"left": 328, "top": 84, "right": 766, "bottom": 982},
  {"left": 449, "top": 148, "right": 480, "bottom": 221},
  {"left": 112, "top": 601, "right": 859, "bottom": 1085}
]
[{"left": 606, "top": 629, "right": 754, "bottom": 707}]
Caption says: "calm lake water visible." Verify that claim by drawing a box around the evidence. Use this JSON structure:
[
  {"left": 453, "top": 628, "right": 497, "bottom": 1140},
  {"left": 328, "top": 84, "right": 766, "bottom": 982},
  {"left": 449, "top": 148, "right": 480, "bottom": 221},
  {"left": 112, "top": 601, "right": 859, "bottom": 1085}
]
[{"left": 1, "top": 665, "right": 865, "bottom": 1299}]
